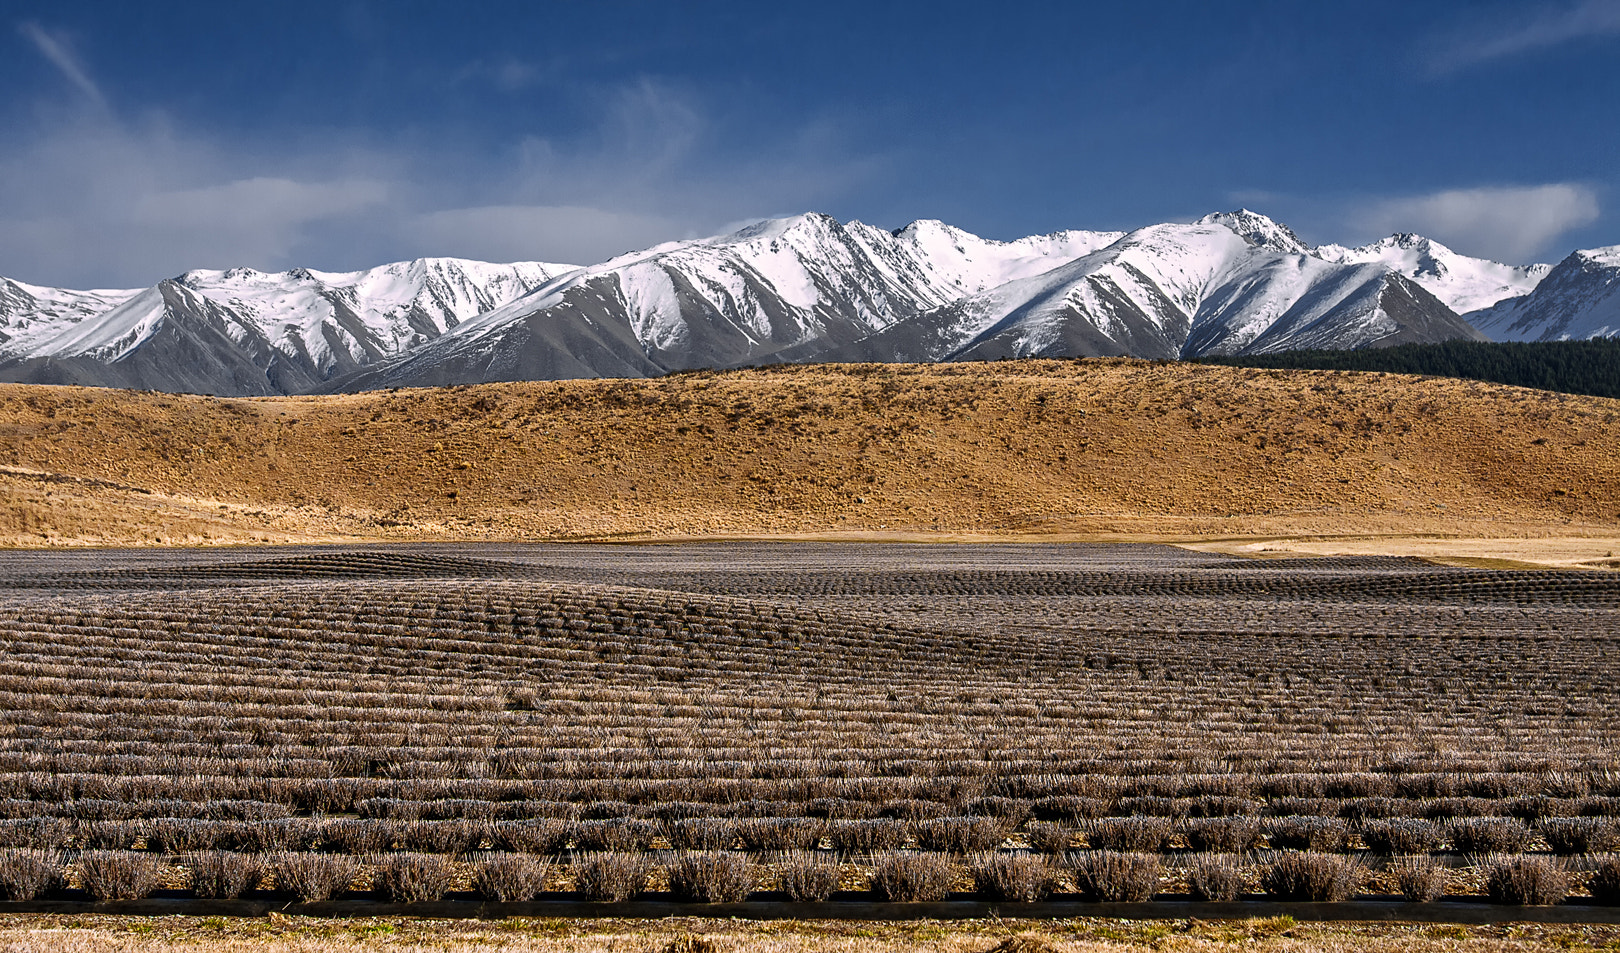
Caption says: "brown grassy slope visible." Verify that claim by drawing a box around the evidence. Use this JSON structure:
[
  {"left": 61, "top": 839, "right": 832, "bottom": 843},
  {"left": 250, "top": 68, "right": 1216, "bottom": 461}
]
[{"left": 1, "top": 358, "right": 1617, "bottom": 549}]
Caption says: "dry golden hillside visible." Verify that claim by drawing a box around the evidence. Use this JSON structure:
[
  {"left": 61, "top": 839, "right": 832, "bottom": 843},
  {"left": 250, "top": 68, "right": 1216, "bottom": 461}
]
[{"left": 2, "top": 359, "right": 1618, "bottom": 564}]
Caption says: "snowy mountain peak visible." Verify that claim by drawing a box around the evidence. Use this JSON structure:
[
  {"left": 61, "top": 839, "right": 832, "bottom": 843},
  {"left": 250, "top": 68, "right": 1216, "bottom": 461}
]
[
  {"left": 1315, "top": 234, "right": 1551, "bottom": 315},
  {"left": 722, "top": 212, "right": 841, "bottom": 245},
  {"left": 824, "top": 214, "right": 1482, "bottom": 370},
  {"left": 1574, "top": 244, "right": 1620, "bottom": 267},
  {"left": 1196, "top": 209, "right": 1311, "bottom": 255},
  {"left": 34, "top": 279, "right": 193, "bottom": 361},
  {"left": 1468, "top": 243, "right": 1619, "bottom": 342},
  {"left": 1364, "top": 234, "right": 1451, "bottom": 277},
  {"left": 891, "top": 218, "right": 970, "bottom": 245}
]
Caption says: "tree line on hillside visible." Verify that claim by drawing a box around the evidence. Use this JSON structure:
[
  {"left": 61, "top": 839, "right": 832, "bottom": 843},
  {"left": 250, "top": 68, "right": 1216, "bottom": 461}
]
[{"left": 1191, "top": 339, "right": 1620, "bottom": 399}]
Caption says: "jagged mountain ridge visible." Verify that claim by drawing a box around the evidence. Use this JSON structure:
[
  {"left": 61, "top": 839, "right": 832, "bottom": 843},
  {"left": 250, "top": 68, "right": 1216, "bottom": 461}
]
[
  {"left": 1316, "top": 233, "right": 1551, "bottom": 316},
  {"left": 327, "top": 214, "right": 1126, "bottom": 391},
  {"left": 0, "top": 279, "right": 139, "bottom": 347},
  {"left": 0, "top": 280, "right": 314, "bottom": 395},
  {"left": 824, "top": 221, "right": 1483, "bottom": 366},
  {"left": 325, "top": 211, "right": 1510, "bottom": 392},
  {"left": 0, "top": 209, "right": 1608, "bottom": 395},
  {"left": 1466, "top": 245, "right": 1620, "bottom": 343},
  {"left": 0, "top": 258, "right": 575, "bottom": 395}
]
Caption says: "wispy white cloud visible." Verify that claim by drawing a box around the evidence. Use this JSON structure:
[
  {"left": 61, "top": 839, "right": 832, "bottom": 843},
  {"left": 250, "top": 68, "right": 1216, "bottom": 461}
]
[
  {"left": 0, "top": 29, "right": 881, "bottom": 288},
  {"left": 451, "top": 56, "right": 563, "bottom": 93},
  {"left": 1431, "top": 0, "right": 1620, "bottom": 71},
  {"left": 0, "top": 107, "right": 876, "bottom": 287},
  {"left": 132, "top": 177, "right": 390, "bottom": 264},
  {"left": 17, "top": 21, "right": 106, "bottom": 109},
  {"left": 0, "top": 118, "right": 392, "bottom": 285},
  {"left": 1351, "top": 184, "right": 1600, "bottom": 261}
]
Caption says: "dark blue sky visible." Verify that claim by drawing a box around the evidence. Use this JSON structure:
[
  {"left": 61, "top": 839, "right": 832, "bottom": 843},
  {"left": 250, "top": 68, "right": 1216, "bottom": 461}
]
[{"left": 2, "top": 0, "right": 1617, "bottom": 287}]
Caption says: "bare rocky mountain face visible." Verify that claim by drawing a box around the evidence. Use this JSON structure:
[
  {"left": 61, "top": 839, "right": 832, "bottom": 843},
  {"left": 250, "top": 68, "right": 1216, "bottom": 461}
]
[{"left": 0, "top": 210, "right": 1606, "bottom": 396}]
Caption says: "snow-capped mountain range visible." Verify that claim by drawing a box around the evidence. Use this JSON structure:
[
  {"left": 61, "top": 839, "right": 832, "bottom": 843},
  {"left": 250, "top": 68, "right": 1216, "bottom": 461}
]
[{"left": 0, "top": 210, "right": 1611, "bottom": 396}]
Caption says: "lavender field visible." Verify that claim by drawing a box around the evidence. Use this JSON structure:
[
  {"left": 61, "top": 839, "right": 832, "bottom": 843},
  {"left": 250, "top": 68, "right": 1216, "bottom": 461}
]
[{"left": 1, "top": 543, "right": 1617, "bottom": 908}]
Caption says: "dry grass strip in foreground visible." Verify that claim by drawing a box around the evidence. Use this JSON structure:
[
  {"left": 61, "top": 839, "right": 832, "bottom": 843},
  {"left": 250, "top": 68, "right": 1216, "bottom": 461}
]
[{"left": 1, "top": 915, "right": 1619, "bottom": 953}]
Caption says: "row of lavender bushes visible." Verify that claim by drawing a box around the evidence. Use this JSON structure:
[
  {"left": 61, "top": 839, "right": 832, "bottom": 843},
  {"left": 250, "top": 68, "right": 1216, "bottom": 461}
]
[
  {"left": 7, "top": 814, "right": 1615, "bottom": 857},
  {"left": 3, "top": 848, "right": 1620, "bottom": 906}
]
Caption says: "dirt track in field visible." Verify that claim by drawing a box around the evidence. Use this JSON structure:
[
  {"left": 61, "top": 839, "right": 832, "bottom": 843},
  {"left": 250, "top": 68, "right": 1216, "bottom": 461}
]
[{"left": 1, "top": 359, "right": 1616, "bottom": 567}]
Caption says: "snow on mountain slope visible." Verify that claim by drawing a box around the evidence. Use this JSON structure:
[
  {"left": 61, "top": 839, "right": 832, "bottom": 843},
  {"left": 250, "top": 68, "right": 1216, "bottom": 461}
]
[
  {"left": 882, "top": 219, "right": 1124, "bottom": 296},
  {"left": 0, "top": 279, "right": 140, "bottom": 350},
  {"left": 0, "top": 280, "right": 303, "bottom": 395},
  {"left": 1185, "top": 255, "right": 1396, "bottom": 355},
  {"left": 30, "top": 284, "right": 183, "bottom": 359},
  {"left": 1234, "top": 271, "right": 1484, "bottom": 353},
  {"left": 0, "top": 258, "right": 575, "bottom": 395},
  {"left": 1467, "top": 245, "right": 1620, "bottom": 341},
  {"left": 929, "top": 222, "right": 1256, "bottom": 360},
  {"left": 326, "top": 214, "right": 1122, "bottom": 389},
  {"left": 830, "top": 223, "right": 1214, "bottom": 362},
  {"left": 837, "top": 217, "right": 1483, "bottom": 364},
  {"left": 1, "top": 208, "right": 1597, "bottom": 395},
  {"left": 608, "top": 212, "right": 1120, "bottom": 351},
  {"left": 827, "top": 221, "right": 1274, "bottom": 362},
  {"left": 171, "top": 258, "right": 575, "bottom": 378},
  {"left": 1315, "top": 234, "right": 1550, "bottom": 314}
]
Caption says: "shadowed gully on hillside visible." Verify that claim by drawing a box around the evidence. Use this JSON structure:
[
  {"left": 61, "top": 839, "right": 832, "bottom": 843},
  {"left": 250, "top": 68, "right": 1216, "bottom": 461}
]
[{"left": 0, "top": 359, "right": 1616, "bottom": 551}]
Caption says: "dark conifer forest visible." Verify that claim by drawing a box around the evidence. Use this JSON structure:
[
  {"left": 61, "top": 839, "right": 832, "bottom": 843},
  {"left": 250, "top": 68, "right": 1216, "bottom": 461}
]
[{"left": 1194, "top": 339, "right": 1620, "bottom": 399}]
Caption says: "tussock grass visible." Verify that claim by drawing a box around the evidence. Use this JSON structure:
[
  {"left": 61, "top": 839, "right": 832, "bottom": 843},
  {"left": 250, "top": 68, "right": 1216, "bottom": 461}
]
[
  {"left": 471, "top": 851, "right": 551, "bottom": 901},
  {"left": 1360, "top": 819, "right": 1442, "bottom": 855},
  {"left": 373, "top": 852, "right": 455, "bottom": 902},
  {"left": 1388, "top": 855, "right": 1447, "bottom": 902},
  {"left": 269, "top": 851, "right": 357, "bottom": 902},
  {"left": 970, "top": 852, "right": 1056, "bottom": 902},
  {"left": 572, "top": 851, "right": 654, "bottom": 902},
  {"left": 1449, "top": 818, "right": 1529, "bottom": 853},
  {"left": 1185, "top": 853, "right": 1245, "bottom": 901},
  {"left": 1085, "top": 817, "right": 1172, "bottom": 852},
  {"left": 0, "top": 849, "right": 62, "bottom": 900},
  {"left": 1587, "top": 854, "right": 1620, "bottom": 906},
  {"left": 7, "top": 359, "right": 1620, "bottom": 547}
]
